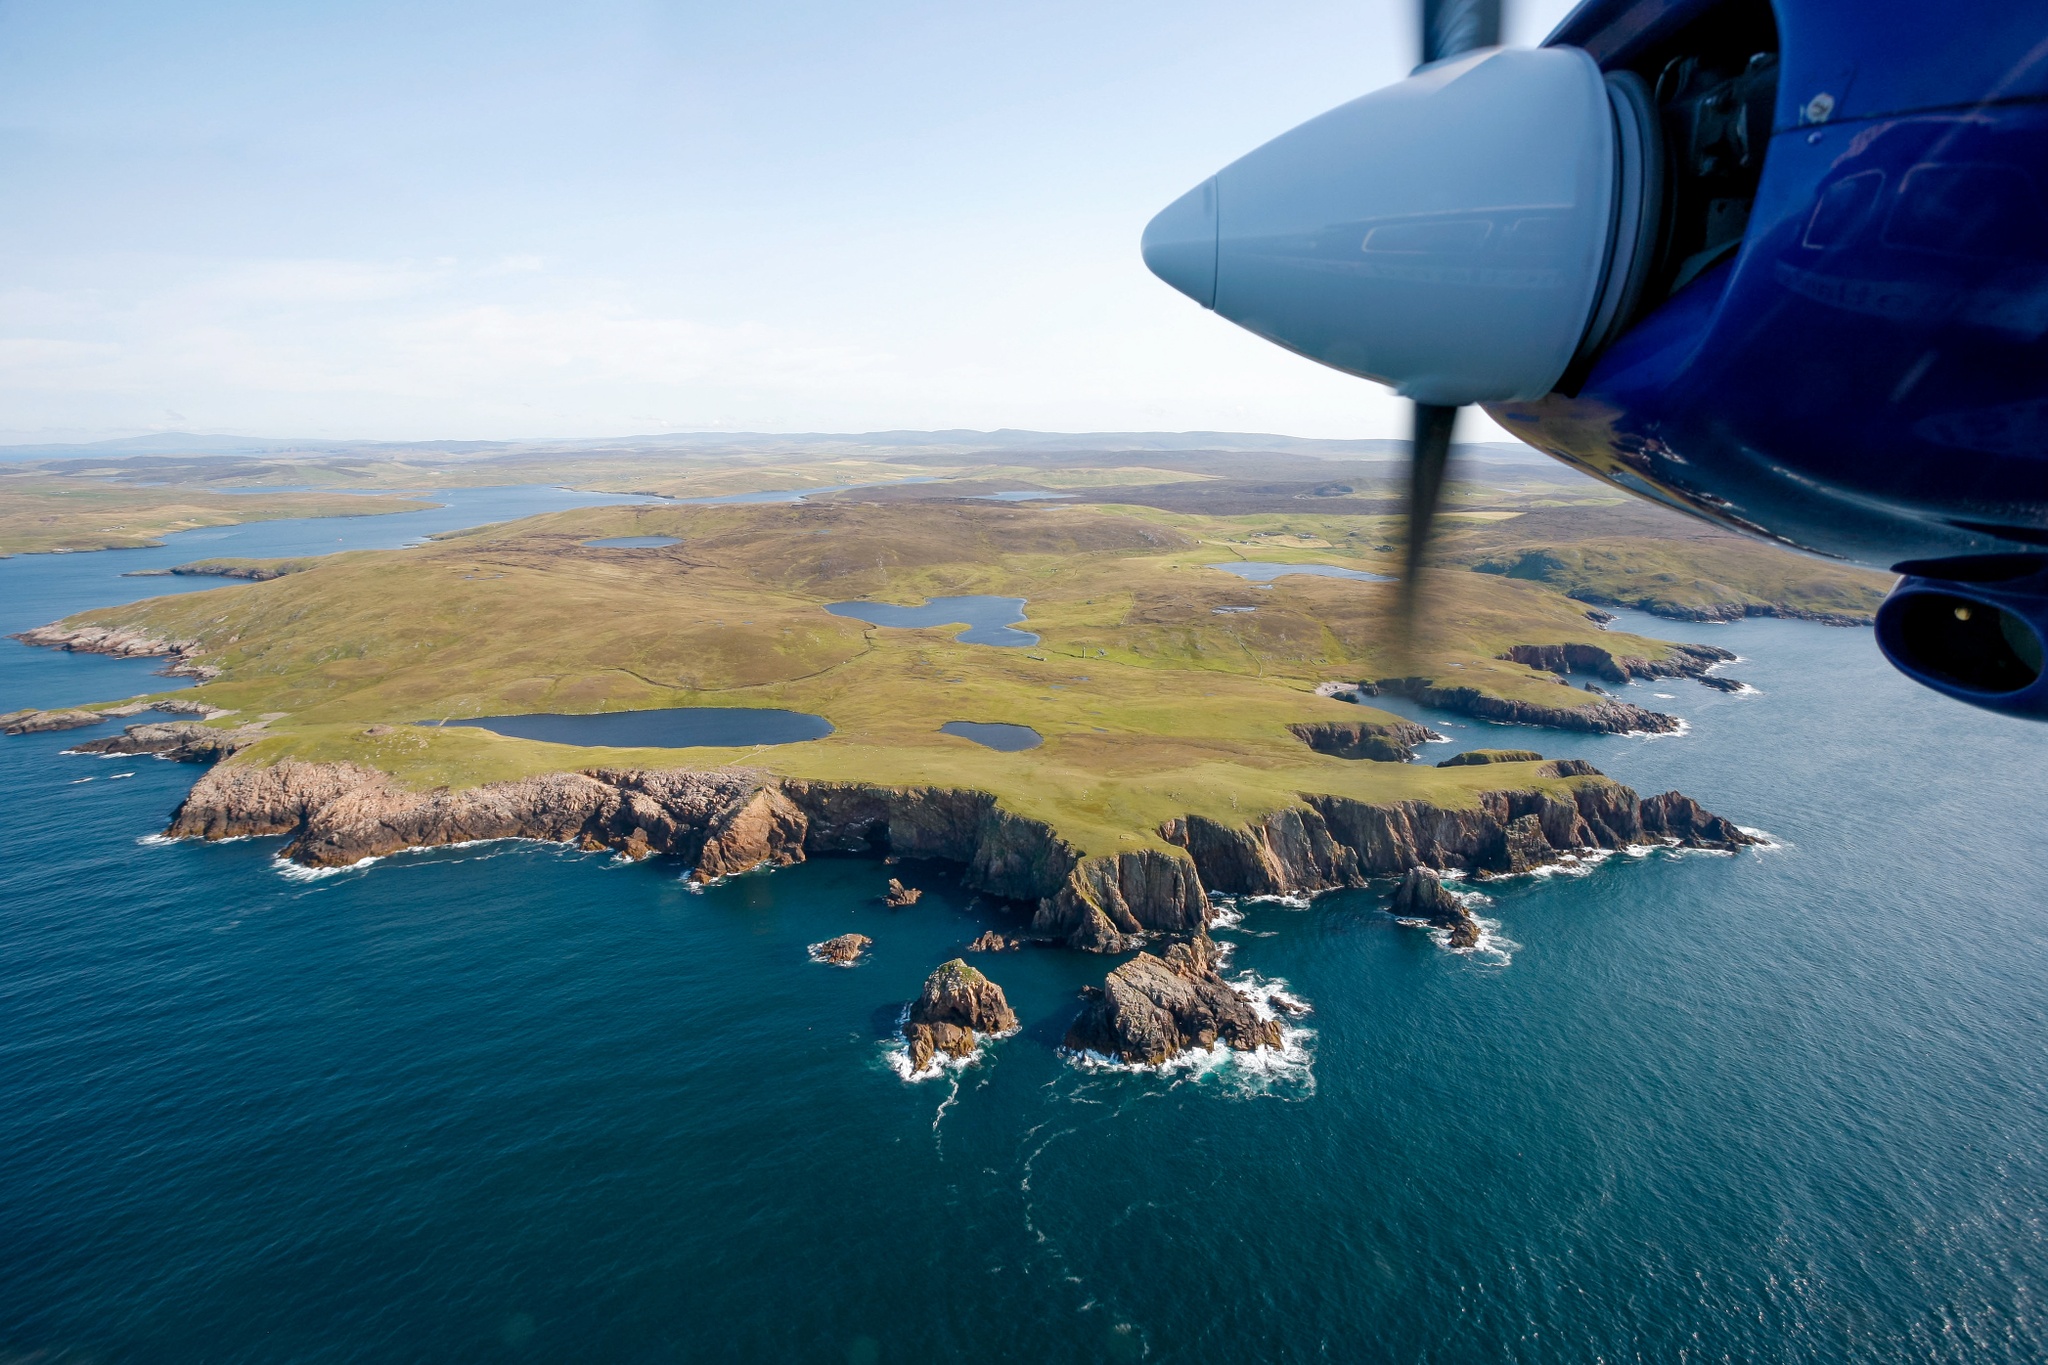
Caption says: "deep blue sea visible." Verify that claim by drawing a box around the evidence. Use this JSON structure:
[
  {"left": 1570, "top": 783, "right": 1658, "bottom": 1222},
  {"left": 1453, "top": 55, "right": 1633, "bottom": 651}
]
[{"left": 4, "top": 499, "right": 2048, "bottom": 1362}]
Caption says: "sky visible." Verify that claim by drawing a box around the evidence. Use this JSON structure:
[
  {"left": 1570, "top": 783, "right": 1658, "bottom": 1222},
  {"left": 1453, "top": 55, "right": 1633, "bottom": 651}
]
[{"left": 0, "top": 0, "right": 1578, "bottom": 445}]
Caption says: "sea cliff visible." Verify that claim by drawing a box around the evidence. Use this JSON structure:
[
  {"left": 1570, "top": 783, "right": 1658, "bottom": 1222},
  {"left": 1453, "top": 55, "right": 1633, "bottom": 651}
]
[{"left": 162, "top": 759, "right": 1754, "bottom": 950}]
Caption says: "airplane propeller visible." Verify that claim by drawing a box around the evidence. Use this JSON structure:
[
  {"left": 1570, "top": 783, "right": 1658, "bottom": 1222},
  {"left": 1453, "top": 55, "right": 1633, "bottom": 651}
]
[
  {"left": 1141, "top": 0, "right": 1660, "bottom": 659},
  {"left": 1396, "top": 0, "right": 1501, "bottom": 650}
]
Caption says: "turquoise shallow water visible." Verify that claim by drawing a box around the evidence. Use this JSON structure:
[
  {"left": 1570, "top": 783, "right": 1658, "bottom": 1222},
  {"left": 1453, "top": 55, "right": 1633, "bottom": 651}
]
[{"left": 4, "top": 507, "right": 2048, "bottom": 1362}]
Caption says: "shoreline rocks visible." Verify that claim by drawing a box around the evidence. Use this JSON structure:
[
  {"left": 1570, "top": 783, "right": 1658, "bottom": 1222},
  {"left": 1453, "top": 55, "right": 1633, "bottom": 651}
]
[
  {"left": 10, "top": 623, "right": 218, "bottom": 680},
  {"left": 881, "top": 878, "right": 922, "bottom": 907},
  {"left": 71, "top": 721, "right": 265, "bottom": 763},
  {"left": 965, "top": 930, "right": 1019, "bottom": 952},
  {"left": 1389, "top": 867, "right": 1480, "bottom": 949},
  {"left": 904, "top": 959, "right": 1017, "bottom": 1071},
  {"left": 1063, "top": 932, "right": 1282, "bottom": 1065},
  {"left": 1371, "top": 676, "right": 1682, "bottom": 735},
  {"left": 2, "top": 698, "right": 241, "bottom": 736}
]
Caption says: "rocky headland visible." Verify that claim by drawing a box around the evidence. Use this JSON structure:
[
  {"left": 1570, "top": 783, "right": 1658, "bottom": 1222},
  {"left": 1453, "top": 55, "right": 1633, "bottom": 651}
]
[
  {"left": 1, "top": 697, "right": 235, "bottom": 736},
  {"left": 1063, "top": 931, "right": 1282, "bottom": 1066},
  {"left": 1369, "top": 676, "right": 1683, "bottom": 734},
  {"left": 155, "top": 758, "right": 1755, "bottom": 952},
  {"left": 8, "top": 623, "right": 219, "bottom": 681},
  {"left": 903, "top": 959, "right": 1018, "bottom": 1071}
]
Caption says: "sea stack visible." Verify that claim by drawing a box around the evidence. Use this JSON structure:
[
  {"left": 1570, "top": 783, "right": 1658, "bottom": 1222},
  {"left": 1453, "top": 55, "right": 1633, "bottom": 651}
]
[
  {"left": 1390, "top": 867, "right": 1481, "bottom": 949},
  {"left": 903, "top": 959, "right": 1017, "bottom": 1071},
  {"left": 1063, "top": 932, "right": 1282, "bottom": 1066},
  {"left": 882, "top": 878, "right": 922, "bottom": 907}
]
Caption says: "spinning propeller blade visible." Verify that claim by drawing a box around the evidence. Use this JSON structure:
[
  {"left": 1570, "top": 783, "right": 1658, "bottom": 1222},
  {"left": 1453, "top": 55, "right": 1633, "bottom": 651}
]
[{"left": 1394, "top": 0, "right": 1502, "bottom": 658}]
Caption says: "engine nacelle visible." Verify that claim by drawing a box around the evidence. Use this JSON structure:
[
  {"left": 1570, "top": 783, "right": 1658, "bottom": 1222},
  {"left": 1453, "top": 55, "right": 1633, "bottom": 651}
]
[{"left": 1877, "top": 556, "right": 2048, "bottom": 718}]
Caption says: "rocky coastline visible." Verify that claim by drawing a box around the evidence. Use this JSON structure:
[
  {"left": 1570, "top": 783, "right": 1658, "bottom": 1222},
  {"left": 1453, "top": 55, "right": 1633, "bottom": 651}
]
[
  {"left": 1367, "top": 677, "right": 1684, "bottom": 735},
  {"left": 156, "top": 757, "right": 1754, "bottom": 952},
  {"left": 8, "top": 624, "right": 219, "bottom": 681}
]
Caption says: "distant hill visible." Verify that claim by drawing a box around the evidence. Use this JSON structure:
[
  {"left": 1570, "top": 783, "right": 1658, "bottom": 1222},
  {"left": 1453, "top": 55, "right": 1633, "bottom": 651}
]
[{"left": 0, "top": 428, "right": 1552, "bottom": 466}]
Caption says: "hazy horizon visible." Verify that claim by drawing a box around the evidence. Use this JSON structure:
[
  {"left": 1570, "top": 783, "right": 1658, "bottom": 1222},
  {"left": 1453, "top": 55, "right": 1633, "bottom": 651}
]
[{"left": 0, "top": 0, "right": 1573, "bottom": 447}]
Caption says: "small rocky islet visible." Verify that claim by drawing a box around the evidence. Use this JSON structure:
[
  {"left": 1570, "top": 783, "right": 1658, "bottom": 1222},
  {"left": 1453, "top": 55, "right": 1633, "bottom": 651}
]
[{"left": 902, "top": 958, "right": 1018, "bottom": 1072}]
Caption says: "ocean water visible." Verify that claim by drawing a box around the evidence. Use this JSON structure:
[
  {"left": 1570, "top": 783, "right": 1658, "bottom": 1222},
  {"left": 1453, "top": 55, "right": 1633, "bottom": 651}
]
[{"left": 4, "top": 509, "right": 2048, "bottom": 1362}]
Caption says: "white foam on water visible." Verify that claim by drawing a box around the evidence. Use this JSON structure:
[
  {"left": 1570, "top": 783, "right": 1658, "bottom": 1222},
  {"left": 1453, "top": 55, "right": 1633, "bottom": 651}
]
[
  {"left": 1434, "top": 914, "right": 1517, "bottom": 964},
  {"left": 1207, "top": 898, "right": 1244, "bottom": 930},
  {"left": 882, "top": 1006, "right": 1014, "bottom": 1083},
  {"left": 1738, "top": 826, "right": 1785, "bottom": 851},
  {"left": 1245, "top": 891, "right": 1314, "bottom": 909},
  {"left": 1228, "top": 968, "right": 1312, "bottom": 1024},
  {"left": 1653, "top": 692, "right": 1676, "bottom": 699},
  {"left": 1625, "top": 717, "right": 1691, "bottom": 739},
  {"left": 135, "top": 833, "right": 175, "bottom": 846},
  {"left": 274, "top": 854, "right": 378, "bottom": 882},
  {"left": 68, "top": 777, "right": 94, "bottom": 784},
  {"left": 1059, "top": 971, "right": 1316, "bottom": 1094},
  {"left": 1523, "top": 849, "right": 1614, "bottom": 878},
  {"left": 106, "top": 772, "right": 135, "bottom": 780}
]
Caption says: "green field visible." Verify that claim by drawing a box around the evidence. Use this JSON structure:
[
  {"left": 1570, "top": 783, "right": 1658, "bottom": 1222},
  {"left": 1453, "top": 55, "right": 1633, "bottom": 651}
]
[{"left": 42, "top": 497, "right": 1764, "bottom": 855}]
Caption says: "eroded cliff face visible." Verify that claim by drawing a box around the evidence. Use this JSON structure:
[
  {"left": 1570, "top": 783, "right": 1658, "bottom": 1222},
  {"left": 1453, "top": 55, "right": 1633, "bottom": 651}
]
[
  {"left": 1287, "top": 718, "right": 1442, "bottom": 763},
  {"left": 163, "top": 758, "right": 1753, "bottom": 949}
]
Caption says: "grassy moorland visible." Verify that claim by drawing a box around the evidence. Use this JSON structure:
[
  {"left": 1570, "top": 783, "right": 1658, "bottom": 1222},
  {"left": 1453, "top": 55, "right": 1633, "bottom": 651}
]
[
  {"left": 0, "top": 474, "right": 433, "bottom": 557},
  {"left": 40, "top": 499, "right": 1734, "bottom": 856},
  {"left": 1436, "top": 500, "right": 1894, "bottom": 622}
]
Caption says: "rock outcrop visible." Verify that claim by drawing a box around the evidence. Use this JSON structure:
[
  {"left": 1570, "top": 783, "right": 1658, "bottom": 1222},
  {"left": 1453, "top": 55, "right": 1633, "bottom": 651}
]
[
  {"left": 1288, "top": 718, "right": 1443, "bottom": 763},
  {"left": 2, "top": 698, "right": 241, "bottom": 737},
  {"left": 1028, "top": 847, "right": 1209, "bottom": 952},
  {"left": 965, "top": 930, "right": 1019, "bottom": 952},
  {"left": 10, "top": 623, "right": 217, "bottom": 680},
  {"left": 1437, "top": 748, "right": 1544, "bottom": 767},
  {"left": 71, "top": 721, "right": 265, "bottom": 763},
  {"left": 810, "top": 933, "right": 870, "bottom": 965},
  {"left": 1389, "top": 867, "right": 1480, "bottom": 949},
  {"left": 1498, "top": 641, "right": 1734, "bottom": 684},
  {"left": 903, "top": 959, "right": 1017, "bottom": 1071},
  {"left": 1696, "top": 675, "right": 1749, "bottom": 693},
  {"left": 1373, "top": 676, "right": 1681, "bottom": 734},
  {"left": 881, "top": 878, "right": 922, "bottom": 907},
  {"left": 1063, "top": 932, "right": 1282, "bottom": 1065},
  {"left": 1, "top": 708, "right": 107, "bottom": 735}
]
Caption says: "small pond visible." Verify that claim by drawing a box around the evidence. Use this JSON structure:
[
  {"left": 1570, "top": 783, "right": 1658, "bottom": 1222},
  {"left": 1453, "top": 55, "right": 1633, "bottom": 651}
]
[
  {"left": 824, "top": 595, "right": 1037, "bottom": 647},
  {"left": 1211, "top": 561, "right": 1393, "bottom": 584},
  {"left": 582, "top": 536, "right": 681, "bottom": 548},
  {"left": 430, "top": 707, "right": 832, "bottom": 747},
  {"left": 940, "top": 721, "right": 1042, "bottom": 751}
]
